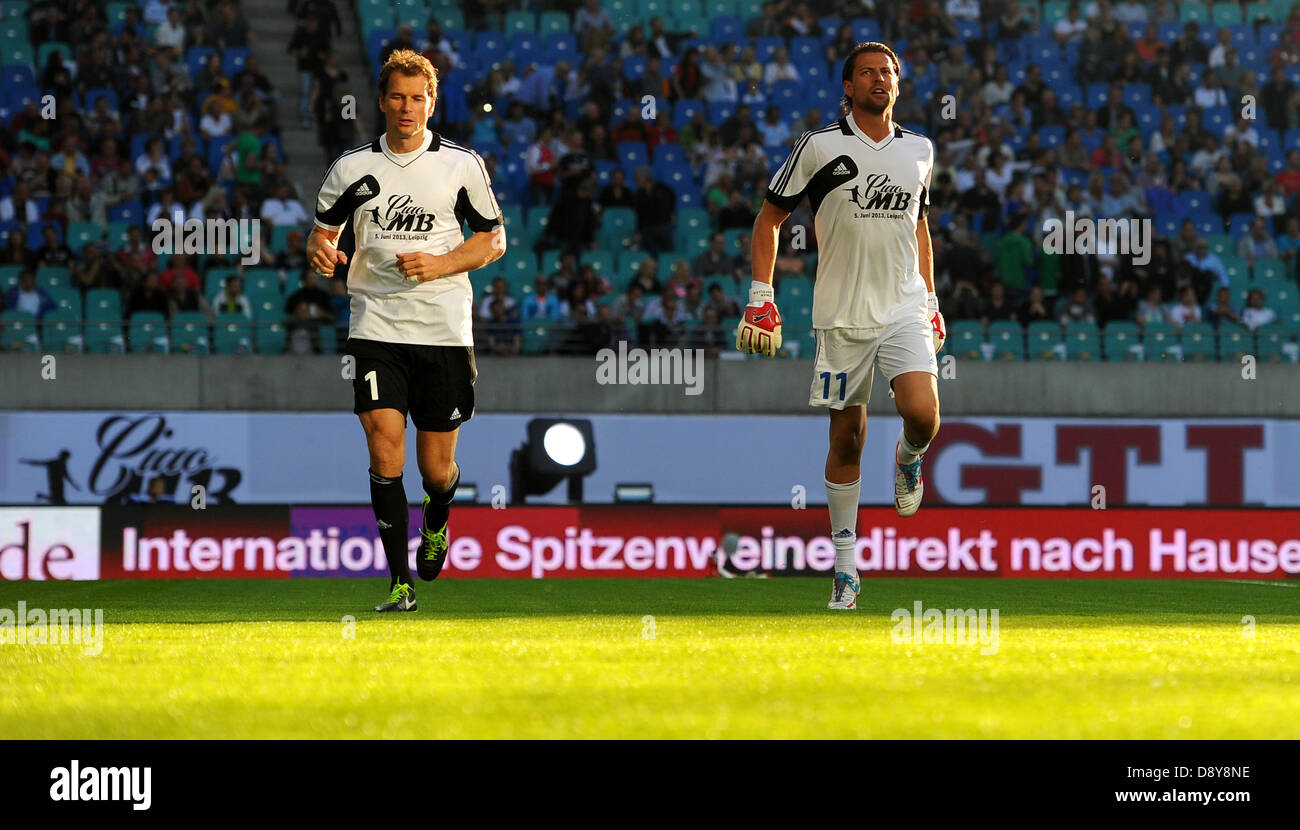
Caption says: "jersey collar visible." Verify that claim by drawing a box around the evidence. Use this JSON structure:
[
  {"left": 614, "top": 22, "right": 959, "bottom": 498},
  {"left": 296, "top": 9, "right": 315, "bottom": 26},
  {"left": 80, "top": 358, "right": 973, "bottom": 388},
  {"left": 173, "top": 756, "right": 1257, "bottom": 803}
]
[
  {"left": 841, "top": 115, "right": 900, "bottom": 150},
  {"left": 378, "top": 130, "right": 436, "bottom": 164}
]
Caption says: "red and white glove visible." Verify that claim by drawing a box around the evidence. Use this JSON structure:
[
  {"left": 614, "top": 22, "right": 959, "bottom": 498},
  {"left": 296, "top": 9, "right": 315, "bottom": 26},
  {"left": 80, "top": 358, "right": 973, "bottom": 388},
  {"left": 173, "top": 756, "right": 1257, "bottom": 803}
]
[
  {"left": 735, "top": 280, "right": 783, "bottom": 356},
  {"left": 928, "top": 292, "right": 946, "bottom": 354}
]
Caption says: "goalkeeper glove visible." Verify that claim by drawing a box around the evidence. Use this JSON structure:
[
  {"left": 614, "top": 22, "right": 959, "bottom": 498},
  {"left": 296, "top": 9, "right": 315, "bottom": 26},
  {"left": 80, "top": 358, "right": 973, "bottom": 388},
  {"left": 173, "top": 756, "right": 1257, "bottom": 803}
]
[
  {"left": 735, "top": 280, "right": 782, "bottom": 356},
  {"left": 928, "top": 292, "right": 946, "bottom": 354}
]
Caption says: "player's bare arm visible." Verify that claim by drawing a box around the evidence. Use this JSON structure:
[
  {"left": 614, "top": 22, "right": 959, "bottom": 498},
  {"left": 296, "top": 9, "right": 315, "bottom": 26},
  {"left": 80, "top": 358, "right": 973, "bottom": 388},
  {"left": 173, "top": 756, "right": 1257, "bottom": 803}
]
[
  {"left": 397, "top": 225, "right": 507, "bottom": 282},
  {"left": 916, "top": 213, "right": 945, "bottom": 352},
  {"left": 306, "top": 225, "right": 347, "bottom": 277},
  {"left": 736, "top": 200, "right": 789, "bottom": 356}
]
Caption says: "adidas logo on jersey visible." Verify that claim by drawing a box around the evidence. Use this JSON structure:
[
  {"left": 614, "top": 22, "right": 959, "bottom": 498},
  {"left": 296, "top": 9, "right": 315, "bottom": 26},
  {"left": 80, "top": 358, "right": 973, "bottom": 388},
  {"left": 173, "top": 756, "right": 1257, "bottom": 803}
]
[
  {"left": 832, "top": 162, "right": 851, "bottom": 176},
  {"left": 355, "top": 182, "right": 373, "bottom": 196},
  {"left": 449, "top": 408, "right": 461, "bottom": 419}
]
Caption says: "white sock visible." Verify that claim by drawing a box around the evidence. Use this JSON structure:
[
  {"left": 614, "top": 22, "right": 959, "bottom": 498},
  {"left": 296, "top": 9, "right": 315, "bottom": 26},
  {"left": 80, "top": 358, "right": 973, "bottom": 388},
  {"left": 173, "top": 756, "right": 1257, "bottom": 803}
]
[
  {"left": 896, "top": 426, "right": 930, "bottom": 465},
  {"left": 825, "top": 477, "right": 860, "bottom": 574}
]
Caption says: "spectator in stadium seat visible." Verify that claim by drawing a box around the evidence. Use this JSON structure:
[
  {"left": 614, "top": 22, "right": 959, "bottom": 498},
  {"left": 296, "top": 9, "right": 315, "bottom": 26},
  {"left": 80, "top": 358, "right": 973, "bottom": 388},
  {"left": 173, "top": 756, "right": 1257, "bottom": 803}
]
[
  {"left": 706, "top": 282, "right": 741, "bottom": 319},
  {"left": 289, "top": 15, "right": 330, "bottom": 127},
  {"left": 694, "top": 233, "right": 736, "bottom": 283},
  {"left": 73, "top": 243, "right": 123, "bottom": 294},
  {"left": 1277, "top": 150, "right": 1300, "bottom": 198},
  {"left": 1135, "top": 285, "right": 1169, "bottom": 327},
  {"left": 146, "top": 189, "right": 187, "bottom": 229},
  {"left": 745, "top": 2, "right": 783, "bottom": 38},
  {"left": 1167, "top": 286, "right": 1203, "bottom": 329},
  {"left": 154, "top": 5, "right": 185, "bottom": 50},
  {"left": 1171, "top": 21, "right": 1209, "bottom": 66},
  {"left": 700, "top": 46, "right": 737, "bottom": 104},
  {"left": 611, "top": 281, "right": 648, "bottom": 325},
  {"left": 1216, "top": 178, "right": 1255, "bottom": 224},
  {"left": 597, "top": 168, "right": 635, "bottom": 210},
  {"left": 275, "top": 230, "right": 309, "bottom": 278},
  {"left": 1260, "top": 67, "right": 1295, "bottom": 132},
  {"left": 283, "top": 270, "right": 333, "bottom": 353},
  {"left": 478, "top": 277, "right": 518, "bottom": 321},
  {"left": 160, "top": 253, "right": 200, "bottom": 294},
  {"left": 261, "top": 183, "right": 310, "bottom": 228},
  {"left": 1206, "top": 286, "right": 1242, "bottom": 329},
  {"left": 688, "top": 305, "right": 728, "bottom": 357},
  {"left": 1185, "top": 239, "right": 1230, "bottom": 289},
  {"left": 523, "top": 277, "right": 563, "bottom": 321},
  {"left": 500, "top": 102, "right": 537, "bottom": 148},
  {"left": 4, "top": 268, "right": 55, "bottom": 320},
  {"left": 1193, "top": 69, "right": 1229, "bottom": 109},
  {"left": 125, "top": 271, "right": 168, "bottom": 319},
  {"left": 379, "top": 23, "right": 417, "bottom": 66},
  {"left": 212, "top": 275, "right": 251, "bottom": 319},
  {"left": 526, "top": 126, "right": 557, "bottom": 206},
  {"left": 165, "top": 268, "right": 213, "bottom": 322},
  {"left": 1241, "top": 289, "right": 1278, "bottom": 331},
  {"left": 199, "top": 97, "right": 233, "bottom": 142},
  {"left": 671, "top": 48, "right": 703, "bottom": 101},
  {"left": 485, "top": 299, "right": 522, "bottom": 356},
  {"left": 632, "top": 167, "right": 676, "bottom": 257},
  {"left": 763, "top": 46, "right": 800, "bottom": 87},
  {"left": 328, "top": 276, "right": 350, "bottom": 344},
  {"left": 1057, "top": 286, "right": 1097, "bottom": 326},
  {"left": 1277, "top": 217, "right": 1300, "bottom": 279},
  {"left": 33, "top": 225, "right": 70, "bottom": 269},
  {"left": 1093, "top": 275, "right": 1133, "bottom": 328},
  {"left": 949, "top": 280, "right": 983, "bottom": 321},
  {"left": 1013, "top": 285, "right": 1051, "bottom": 325},
  {"left": 980, "top": 281, "right": 1015, "bottom": 325},
  {"left": 1217, "top": 49, "right": 1250, "bottom": 93},
  {"left": 0, "top": 180, "right": 40, "bottom": 226},
  {"left": 134, "top": 138, "right": 172, "bottom": 184},
  {"left": 994, "top": 214, "right": 1034, "bottom": 291},
  {"left": 1237, "top": 217, "right": 1280, "bottom": 266},
  {"left": 1054, "top": 3, "right": 1088, "bottom": 44},
  {"left": 574, "top": 0, "right": 615, "bottom": 46}
]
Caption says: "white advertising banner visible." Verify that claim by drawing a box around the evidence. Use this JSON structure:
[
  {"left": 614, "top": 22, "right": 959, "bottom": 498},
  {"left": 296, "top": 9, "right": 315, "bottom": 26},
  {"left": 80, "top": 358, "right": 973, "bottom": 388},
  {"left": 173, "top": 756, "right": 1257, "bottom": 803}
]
[{"left": 0, "top": 412, "right": 1297, "bottom": 507}]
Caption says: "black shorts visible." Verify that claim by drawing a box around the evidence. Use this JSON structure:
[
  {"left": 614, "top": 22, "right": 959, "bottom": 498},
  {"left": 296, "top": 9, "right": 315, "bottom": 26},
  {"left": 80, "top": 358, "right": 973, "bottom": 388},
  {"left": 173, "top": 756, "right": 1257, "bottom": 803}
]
[{"left": 345, "top": 338, "right": 477, "bottom": 432}]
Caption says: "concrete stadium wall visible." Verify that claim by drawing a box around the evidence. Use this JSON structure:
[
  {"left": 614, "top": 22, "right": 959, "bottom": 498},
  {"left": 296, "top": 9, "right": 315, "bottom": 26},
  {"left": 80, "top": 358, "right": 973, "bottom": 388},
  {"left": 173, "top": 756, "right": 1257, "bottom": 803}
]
[{"left": 3, "top": 354, "right": 1298, "bottom": 416}]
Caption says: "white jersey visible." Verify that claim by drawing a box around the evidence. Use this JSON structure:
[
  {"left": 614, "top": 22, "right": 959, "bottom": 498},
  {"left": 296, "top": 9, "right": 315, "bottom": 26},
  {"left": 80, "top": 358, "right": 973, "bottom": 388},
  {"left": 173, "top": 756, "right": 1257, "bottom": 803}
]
[
  {"left": 314, "top": 131, "right": 502, "bottom": 346},
  {"left": 767, "top": 117, "right": 933, "bottom": 330}
]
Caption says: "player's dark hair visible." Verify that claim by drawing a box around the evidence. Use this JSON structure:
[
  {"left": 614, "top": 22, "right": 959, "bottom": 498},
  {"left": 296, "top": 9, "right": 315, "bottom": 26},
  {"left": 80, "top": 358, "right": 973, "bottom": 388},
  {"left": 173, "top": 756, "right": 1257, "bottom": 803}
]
[
  {"left": 840, "top": 42, "right": 902, "bottom": 116},
  {"left": 379, "top": 49, "right": 439, "bottom": 99}
]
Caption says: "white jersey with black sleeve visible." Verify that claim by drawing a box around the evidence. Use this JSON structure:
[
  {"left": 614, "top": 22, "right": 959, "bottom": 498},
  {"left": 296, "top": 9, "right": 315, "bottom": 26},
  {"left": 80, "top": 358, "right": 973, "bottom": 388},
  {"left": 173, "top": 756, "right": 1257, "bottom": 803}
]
[
  {"left": 314, "top": 130, "right": 502, "bottom": 346},
  {"left": 766, "top": 117, "right": 934, "bottom": 331}
]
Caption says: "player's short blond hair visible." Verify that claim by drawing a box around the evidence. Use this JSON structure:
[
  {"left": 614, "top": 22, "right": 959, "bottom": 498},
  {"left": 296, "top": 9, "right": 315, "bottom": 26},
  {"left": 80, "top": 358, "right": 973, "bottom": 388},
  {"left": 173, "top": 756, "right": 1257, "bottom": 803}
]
[{"left": 379, "top": 49, "right": 438, "bottom": 98}]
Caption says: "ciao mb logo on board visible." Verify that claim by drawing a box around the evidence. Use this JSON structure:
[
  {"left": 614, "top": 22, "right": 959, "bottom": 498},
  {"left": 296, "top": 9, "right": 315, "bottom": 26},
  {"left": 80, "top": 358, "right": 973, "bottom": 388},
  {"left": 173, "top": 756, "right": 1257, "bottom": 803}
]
[{"left": 20, "top": 414, "right": 243, "bottom": 505}]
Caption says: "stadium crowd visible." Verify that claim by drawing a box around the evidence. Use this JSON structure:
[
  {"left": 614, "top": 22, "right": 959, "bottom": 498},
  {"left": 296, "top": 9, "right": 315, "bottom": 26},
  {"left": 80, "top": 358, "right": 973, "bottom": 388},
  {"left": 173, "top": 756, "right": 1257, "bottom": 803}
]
[{"left": 1, "top": 0, "right": 1298, "bottom": 359}]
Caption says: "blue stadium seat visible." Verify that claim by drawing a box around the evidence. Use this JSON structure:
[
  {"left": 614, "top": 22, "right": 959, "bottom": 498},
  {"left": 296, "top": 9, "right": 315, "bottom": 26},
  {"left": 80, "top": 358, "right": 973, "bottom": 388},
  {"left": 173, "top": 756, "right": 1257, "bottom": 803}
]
[
  {"left": 1202, "top": 106, "right": 1233, "bottom": 132},
  {"left": 1039, "top": 126, "right": 1066, "bottom": 148},
  {"left": 711, "top": 16, "right": 742, "bottom": 42},
  {"left": 510, "top": 32, "right": 540, "bottom": 65},
  {"left": 1179, "top": 190, "right": 1212, "bottom": 213},
  {"left": 222, "top": 47, "right": 251, "bottom": 77},
  {"left": 754, "top": 36, "right": 784, "bottom": 62},
  {"left": 542, "top": 32, "right": 576, "bottom": 63},
  {"left": 653, "top": 143, "right": 684, "bottom": 166},
  {"left": 771, "top": 80, "right": 800, "bottom": 109},
  {"left": 1227, "top": 212, "right": 1256, "bottom": 238},
  {"left": 707, "top": 100, "right": 734, "bottom": 123},
  {"left": 849, "top": 17, "right": 879, "bottom": 43},
  {"left": 616, "top": 141, "right": 648, "bottom": 173}
]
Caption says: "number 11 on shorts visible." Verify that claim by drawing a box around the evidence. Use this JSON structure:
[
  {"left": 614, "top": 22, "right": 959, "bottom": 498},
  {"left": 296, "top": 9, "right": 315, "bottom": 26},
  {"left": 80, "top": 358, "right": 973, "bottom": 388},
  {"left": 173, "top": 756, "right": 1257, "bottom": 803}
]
[{"left": 820, "top": 371, "right": 846, "bottom": 401}]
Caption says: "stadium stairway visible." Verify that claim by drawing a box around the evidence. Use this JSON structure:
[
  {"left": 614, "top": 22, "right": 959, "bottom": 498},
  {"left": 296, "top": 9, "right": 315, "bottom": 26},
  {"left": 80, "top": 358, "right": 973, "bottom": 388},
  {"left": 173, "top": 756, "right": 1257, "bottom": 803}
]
[{"left": 244, "top": 0, "right": 375, "bottom": 211}]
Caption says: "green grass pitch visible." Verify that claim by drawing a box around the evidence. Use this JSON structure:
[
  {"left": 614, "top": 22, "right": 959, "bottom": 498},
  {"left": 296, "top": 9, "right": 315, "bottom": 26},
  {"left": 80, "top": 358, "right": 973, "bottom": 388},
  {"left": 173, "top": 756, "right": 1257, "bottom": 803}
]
[{"left": 2, "top": 578, "right": 1297, "bottom": 739}]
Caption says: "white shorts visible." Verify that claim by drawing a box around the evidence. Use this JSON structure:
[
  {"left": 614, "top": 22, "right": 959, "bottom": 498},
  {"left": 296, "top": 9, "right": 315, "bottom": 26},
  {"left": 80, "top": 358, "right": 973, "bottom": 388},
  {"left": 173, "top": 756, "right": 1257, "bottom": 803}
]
[{"left": 808, "top": 312, "right": 937, "bottom": 409}]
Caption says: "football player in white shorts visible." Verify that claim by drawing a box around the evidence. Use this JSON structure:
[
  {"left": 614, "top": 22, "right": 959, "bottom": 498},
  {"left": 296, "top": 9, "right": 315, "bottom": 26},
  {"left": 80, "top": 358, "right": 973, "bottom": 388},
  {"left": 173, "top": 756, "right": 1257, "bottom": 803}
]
[{"left": 737, "top": 42, "right": 945, "bottom": 610}]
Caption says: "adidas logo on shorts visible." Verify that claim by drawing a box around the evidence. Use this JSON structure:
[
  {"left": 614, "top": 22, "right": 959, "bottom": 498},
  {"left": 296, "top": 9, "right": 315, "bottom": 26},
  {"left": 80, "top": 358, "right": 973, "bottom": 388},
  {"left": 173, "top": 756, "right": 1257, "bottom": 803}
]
[{"left": 449, "top": 407, "right": 461, "bottom": 419}]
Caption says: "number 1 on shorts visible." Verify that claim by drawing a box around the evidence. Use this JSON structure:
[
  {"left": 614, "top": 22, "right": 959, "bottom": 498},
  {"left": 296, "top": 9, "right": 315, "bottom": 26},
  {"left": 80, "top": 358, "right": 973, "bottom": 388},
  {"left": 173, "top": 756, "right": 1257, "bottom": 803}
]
[{"left": 364, "top": 370, "right": 379, "bottom": 401}]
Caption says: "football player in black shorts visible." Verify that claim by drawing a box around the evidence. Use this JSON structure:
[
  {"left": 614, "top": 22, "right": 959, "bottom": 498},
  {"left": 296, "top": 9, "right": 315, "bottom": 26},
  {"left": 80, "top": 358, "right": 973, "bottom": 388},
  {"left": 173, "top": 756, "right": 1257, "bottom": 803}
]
[{"left": 307, "top": 49, "right": 505, "bottom": 611}]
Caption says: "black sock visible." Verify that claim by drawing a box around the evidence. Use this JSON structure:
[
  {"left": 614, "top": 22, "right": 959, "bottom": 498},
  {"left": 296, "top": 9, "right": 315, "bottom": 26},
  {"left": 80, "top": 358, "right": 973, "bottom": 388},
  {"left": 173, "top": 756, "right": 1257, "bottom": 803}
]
[
  {"left": 369, "top": 469, "right": 411, "bottom": 588},
  {"left": 422, "top": 464, "right": 459, "bottom": 532}
]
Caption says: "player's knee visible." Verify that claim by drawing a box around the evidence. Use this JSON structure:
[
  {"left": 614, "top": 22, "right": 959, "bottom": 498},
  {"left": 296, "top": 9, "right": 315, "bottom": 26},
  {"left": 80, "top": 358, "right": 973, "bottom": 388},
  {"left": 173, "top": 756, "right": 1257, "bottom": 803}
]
[
  {"left": 423, "top": 460, "right": 457, "bottom": 491},
  {"left": 828, "top": 426, "right": 865, "bottom": 463},
  {"left": 903, "top": 404, "right": 940, "bottom": 440}
]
